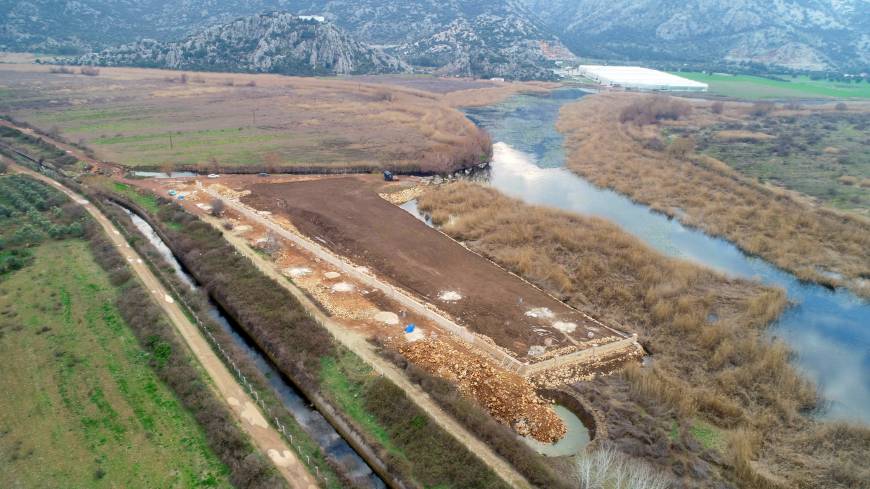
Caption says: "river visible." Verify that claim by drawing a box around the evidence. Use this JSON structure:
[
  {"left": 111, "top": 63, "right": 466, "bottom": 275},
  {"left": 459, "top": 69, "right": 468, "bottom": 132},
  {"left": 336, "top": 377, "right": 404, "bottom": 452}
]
[
  {"left": 461, "top": 89, "right": 870, "bottom": 424},
  {"left": 121, "top": 207, "right": 386, "bottom": 489}
]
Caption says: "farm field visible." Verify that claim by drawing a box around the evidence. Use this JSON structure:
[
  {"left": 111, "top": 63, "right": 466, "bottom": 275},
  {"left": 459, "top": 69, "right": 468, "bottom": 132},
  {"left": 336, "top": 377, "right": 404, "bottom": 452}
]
[
  {"left": 0, "top": 174, "right": 230, "bottom": 488},
  {"left": 673, "top": 72, "right": 870, "bottom": 100},
  {"left": 0, "top": 64, "right": 490, "bottom": 173}
]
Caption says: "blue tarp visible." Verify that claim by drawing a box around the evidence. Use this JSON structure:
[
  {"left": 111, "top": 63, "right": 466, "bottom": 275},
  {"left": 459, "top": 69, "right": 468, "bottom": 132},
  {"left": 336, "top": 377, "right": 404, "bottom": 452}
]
[{"left": 404, "top": 324, "right": 416, "bottom": 333}]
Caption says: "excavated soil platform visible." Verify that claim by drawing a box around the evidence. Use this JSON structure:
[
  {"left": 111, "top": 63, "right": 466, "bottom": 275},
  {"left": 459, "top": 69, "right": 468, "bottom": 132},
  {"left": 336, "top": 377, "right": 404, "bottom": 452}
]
[{"left": 243, "top": 176, "right": 609, "bottom": 361}]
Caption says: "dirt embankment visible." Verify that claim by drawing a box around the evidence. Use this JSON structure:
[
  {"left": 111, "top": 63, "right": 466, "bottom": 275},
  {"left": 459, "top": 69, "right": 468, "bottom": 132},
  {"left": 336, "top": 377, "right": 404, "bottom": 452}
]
[
  {"left": 241, "top": 176, "right": 613, "bottom": 362},
  {"left": 556, "top": 92, "right": 870, "bottom": 298}
]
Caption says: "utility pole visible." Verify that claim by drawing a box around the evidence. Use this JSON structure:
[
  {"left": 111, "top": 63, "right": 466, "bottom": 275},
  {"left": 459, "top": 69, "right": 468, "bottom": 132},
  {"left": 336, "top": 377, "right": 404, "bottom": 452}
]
[
  {"left": 169, "top": 133, "right": 173, "bottom": 149},
  {"left": 252, "top": 108, "right": 257, "bottom": 127}
]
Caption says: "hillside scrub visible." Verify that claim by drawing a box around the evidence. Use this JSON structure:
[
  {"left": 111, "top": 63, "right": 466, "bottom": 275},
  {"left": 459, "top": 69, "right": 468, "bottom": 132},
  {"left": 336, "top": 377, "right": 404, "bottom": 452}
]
[
  {"left": 108, "top": 191, "right": 511, "bottom": 488},
  {"left": 557, "top": 93, "right": 870, "bottom": 298},
  {"left": 417, "top": 182, "right": 869, "bottom": 488}
]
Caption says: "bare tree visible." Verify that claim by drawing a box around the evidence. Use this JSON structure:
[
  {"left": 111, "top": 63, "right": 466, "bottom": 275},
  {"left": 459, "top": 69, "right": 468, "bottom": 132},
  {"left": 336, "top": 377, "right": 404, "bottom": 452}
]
[
  {"left": 710, "top": 101, "right": 724, "bottom": 115},
  {"left": 835, "top": 102, "right": 848, "bottom": 111}
]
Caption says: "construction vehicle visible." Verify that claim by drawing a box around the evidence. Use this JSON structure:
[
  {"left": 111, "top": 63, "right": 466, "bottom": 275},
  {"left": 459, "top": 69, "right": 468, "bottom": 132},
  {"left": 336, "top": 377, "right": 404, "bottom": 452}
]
[{"left": 383, "top": 170, "right": 397, "bottom": 182}]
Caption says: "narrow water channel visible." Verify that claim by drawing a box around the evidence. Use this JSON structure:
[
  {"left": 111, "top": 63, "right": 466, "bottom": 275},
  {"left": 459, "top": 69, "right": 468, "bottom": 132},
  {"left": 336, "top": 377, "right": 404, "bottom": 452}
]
[
  {"left": 461, "top": 89, "right": 870, "bottom": 424},
  {"left": 121, "top": 207, "right": 386, "bottom": 488}
]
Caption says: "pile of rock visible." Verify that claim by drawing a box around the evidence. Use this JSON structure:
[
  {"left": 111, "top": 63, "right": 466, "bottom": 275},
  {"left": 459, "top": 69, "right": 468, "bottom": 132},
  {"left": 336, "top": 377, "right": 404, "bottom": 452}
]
[{"left": 399, "top": 337, "right": 567, "bottom": 443}]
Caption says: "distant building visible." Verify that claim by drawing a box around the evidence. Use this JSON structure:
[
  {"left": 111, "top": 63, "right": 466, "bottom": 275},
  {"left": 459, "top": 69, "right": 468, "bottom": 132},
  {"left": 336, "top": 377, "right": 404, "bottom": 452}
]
[
  {"left": 297, "top": 15, "right": 326, "bottom": 22},
  {"left": 574, "top": 65, "right": 708, "bottom": 92}
]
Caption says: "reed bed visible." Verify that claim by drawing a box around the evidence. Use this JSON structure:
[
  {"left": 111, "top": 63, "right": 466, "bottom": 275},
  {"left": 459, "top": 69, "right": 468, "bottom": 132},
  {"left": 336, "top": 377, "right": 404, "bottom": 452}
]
[
  {"left": 418, "top": 182, "right": 869, "bottom": 488},
  {"left": 557, "top": 93, "right": 870, "bottom": 298}
]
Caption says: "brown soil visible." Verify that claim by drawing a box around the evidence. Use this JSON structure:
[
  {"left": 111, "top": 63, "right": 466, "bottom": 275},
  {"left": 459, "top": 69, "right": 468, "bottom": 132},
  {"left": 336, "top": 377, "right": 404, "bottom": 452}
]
[{"left": 241, "top": 176, "right": 608, "bottom": 361}]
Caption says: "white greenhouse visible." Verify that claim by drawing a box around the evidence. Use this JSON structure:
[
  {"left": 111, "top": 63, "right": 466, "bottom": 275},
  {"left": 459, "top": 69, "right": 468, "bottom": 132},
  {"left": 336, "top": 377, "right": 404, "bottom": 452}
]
[{"left": 575, "top": 66, "right": 709, "bottom": 92}]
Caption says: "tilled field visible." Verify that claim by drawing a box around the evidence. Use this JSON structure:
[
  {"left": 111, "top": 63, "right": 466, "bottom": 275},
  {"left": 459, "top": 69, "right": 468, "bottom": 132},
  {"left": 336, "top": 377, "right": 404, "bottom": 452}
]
[{"left": 241, "top": 176, "right": 610, "bottom": 361}]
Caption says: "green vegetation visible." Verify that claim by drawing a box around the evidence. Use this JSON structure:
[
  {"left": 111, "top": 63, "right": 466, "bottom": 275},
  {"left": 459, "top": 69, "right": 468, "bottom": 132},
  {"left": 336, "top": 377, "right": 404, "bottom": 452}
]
[
  {"left": 0, "top": 174, "right": 231, "bottom": 487},
  {"left": 695, "top": 111, "right": 870, "bottom": 214},
  {"left": 0, "top": 174, "right": 85, "bottom": 275},
  {"left": 107, "top": 181, "right": 160, "bottom": 214},
  {"left": 674, "top": 72, "right": 870, "bottom": 99},
  {"left": 320, "top": 354, "right": 397, "bottom": 452},
  {"left": 689, "top": 421, "right": 724, "bottom": 452}
]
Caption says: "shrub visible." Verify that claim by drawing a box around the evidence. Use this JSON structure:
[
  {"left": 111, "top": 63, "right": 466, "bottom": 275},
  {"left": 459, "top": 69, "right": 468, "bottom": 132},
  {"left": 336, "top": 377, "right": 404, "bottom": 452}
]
[
  {"left": 749, "top": 102, "right": 775, "bottom": 117},
  {"left": 209, "top": 198, "right": 225, "bottom": 217},
  {"left": 620, "top": 96, "right": 692, "bottom": 126},
  {"left": 710, "top": 101, "right": 724, "bottom": 114},
  {"left": 835, "top": 102, "right": 848, "bottom": 111},
  {"left": 80, "top": 66, "right": 100, "bottom": 76}
]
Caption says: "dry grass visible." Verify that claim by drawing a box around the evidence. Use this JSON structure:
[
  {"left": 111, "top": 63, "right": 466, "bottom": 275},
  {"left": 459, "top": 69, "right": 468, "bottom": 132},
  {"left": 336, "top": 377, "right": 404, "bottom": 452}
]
[
  {"left": 418, "top": 182, "right": 867, "bottom": 488},
  {"left": 557, "top": 93, "right": 870, "bottom": 298},
  {"left": 0, "top": 64, "right": 490, "bottom": 173}
]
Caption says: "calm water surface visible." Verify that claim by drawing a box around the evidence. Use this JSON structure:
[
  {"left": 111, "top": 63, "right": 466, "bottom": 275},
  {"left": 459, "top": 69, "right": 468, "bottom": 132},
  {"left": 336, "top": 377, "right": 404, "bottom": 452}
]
[{"left": 465, "top": 89, "right": 870, "bottom": 424}]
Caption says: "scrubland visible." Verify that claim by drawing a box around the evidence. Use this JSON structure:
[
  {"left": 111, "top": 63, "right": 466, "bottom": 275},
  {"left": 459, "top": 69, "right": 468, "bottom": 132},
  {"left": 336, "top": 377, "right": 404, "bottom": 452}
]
[
  {"left": 418, "top": 182, "right": 870, "bottom": 488},
  {"left": 557, "top": 93, "right": 870, "bottom": 298},
  {"left": 0, "top": 64, "right": 490, "bottom": 173}
]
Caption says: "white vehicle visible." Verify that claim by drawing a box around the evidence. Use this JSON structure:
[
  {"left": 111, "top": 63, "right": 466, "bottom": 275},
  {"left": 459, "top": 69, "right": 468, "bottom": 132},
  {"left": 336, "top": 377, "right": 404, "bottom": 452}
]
[{"left": 207, "top": 173, "right": 220, "bottom": 179}]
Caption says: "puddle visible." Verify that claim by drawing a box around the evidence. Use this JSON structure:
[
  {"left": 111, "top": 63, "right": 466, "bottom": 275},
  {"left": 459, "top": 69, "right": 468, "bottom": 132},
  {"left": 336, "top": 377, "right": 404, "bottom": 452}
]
[{"left": 522, "top": 405, "right": 590, "bottom": 457}]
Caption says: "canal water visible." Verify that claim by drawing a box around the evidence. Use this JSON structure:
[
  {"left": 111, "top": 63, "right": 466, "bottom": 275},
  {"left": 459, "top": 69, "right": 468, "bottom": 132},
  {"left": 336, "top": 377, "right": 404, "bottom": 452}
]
[
  {"left": 462, "top": 89, "right": 870, "bottom": 424},
  {"left": 121, "top": 207, "right": 386, "bottom": 488}
]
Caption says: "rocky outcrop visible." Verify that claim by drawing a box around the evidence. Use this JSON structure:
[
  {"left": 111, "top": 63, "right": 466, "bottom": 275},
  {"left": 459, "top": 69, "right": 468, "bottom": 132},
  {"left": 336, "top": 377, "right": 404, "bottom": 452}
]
[{"left": 71, "top": 13, "right": 406, "bottom": 76}]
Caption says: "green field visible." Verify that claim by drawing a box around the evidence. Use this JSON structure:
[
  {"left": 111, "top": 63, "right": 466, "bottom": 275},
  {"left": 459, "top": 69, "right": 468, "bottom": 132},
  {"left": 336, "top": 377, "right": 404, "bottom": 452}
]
[
  {"left": 674, "top": 72, "right": 870, "bottom": 100},
  {"left": 695, "top": 111, "right": 870, "bottom": 214},
  {"left": 0, "top": 175, "right": 231, "bottom": 488}
]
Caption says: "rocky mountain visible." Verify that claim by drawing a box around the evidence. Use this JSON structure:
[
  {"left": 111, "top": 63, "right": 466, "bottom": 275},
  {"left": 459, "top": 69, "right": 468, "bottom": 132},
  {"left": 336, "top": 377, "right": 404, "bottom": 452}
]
[
  {"left": 522, "top": 0, "right": 870, "bottom": 71},
  {"left": 2, "top": 0, "right": 561, "bottom": 80},
  {"left": 70, "top": 13, "right": 405, "bottom": 76},
  {"left": 7, "top": 0, "right": 868, "bottom": 77},
  {"left": 0, "top": 1, "right": 295, "bottom": 54}
]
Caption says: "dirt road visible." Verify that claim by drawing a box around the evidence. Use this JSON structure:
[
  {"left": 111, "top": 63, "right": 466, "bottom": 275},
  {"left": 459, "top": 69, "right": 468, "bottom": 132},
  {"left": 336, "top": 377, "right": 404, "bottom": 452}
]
[
  {"left": 7, "top": 162, "right": 318, "bottom": 489},
  {"left": 208, "top": 213, "right": 534, "bottom": 489}
]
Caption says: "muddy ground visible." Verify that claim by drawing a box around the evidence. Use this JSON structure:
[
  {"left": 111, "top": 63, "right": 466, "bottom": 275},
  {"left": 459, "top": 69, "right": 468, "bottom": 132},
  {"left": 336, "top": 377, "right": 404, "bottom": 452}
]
[{"left": 241, "top": 176, "right": 607, "bottom": 361}]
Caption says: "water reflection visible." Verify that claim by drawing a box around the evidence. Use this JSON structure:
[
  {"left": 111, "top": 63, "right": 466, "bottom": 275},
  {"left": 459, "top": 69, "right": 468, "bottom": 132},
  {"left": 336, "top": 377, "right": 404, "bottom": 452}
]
[{"left": 465, "top": 91, "right": 870, "bottom": 424}]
